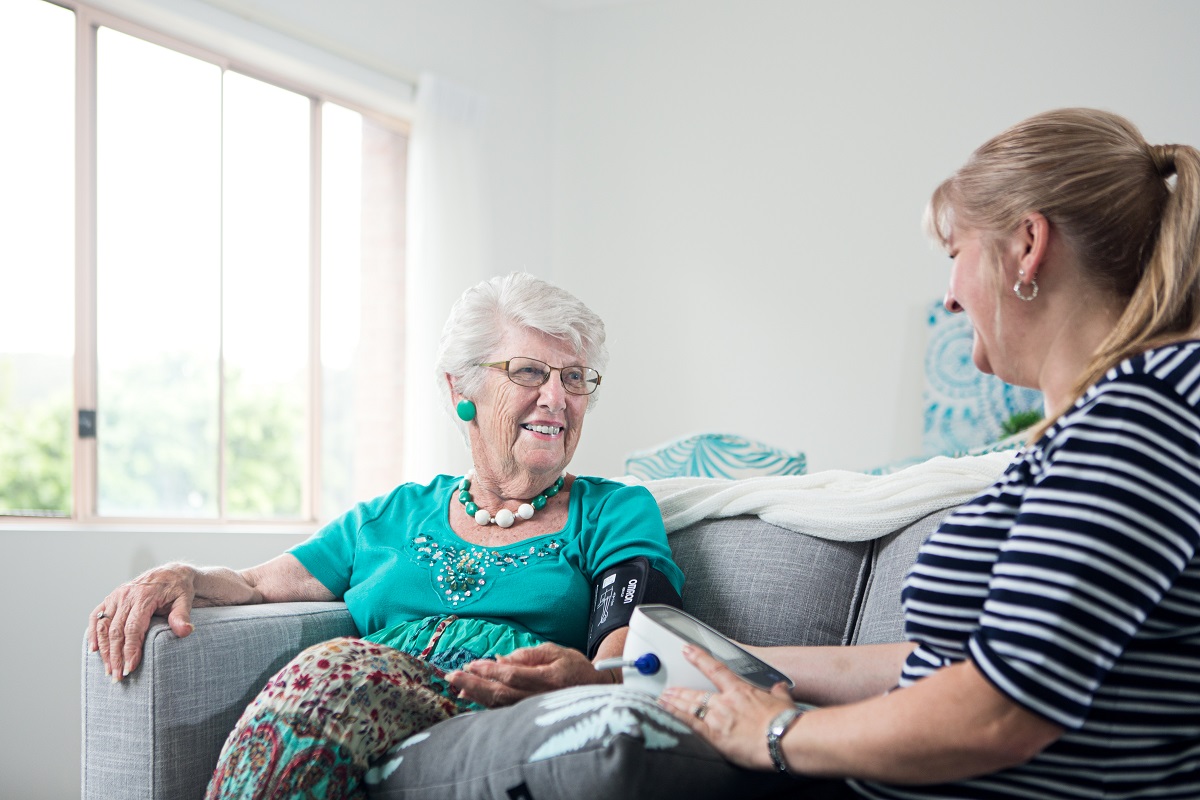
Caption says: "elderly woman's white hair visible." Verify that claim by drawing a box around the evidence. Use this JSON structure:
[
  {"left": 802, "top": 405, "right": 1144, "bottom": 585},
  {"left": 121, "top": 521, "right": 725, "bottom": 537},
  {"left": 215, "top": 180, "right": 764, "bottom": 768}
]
[{"left": 435, "top": 273, "right": 609, "bottom": 423}]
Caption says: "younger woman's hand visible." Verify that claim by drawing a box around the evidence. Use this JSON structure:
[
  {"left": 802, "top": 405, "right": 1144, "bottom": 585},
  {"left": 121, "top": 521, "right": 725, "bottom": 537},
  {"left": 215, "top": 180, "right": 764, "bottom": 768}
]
[{"left": 658, "top": 645, "right": 797, "bottom": 771}]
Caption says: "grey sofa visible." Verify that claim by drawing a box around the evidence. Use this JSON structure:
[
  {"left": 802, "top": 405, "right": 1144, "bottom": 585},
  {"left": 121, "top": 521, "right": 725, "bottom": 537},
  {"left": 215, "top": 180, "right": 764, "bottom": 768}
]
[{"left": 81, "top": 506, "right": 952, "bottom": 799}]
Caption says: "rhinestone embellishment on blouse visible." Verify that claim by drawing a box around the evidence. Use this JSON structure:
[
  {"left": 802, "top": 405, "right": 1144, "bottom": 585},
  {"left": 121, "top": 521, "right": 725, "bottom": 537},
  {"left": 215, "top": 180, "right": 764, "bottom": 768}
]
[{"left": 411, "top": 535, "right": 563, "bottom": 606}]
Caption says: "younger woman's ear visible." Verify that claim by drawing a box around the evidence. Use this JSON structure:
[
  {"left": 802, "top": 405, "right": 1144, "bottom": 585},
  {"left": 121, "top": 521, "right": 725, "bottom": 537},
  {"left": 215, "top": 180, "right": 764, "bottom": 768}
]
[{"left": 1016, "top": 211, "right": 1051, "bottom": 282}]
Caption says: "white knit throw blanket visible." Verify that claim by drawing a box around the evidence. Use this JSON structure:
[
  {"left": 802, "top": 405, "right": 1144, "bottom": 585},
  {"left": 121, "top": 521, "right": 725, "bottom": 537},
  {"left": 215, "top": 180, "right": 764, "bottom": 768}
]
[{"left": 638, "top": 450, "right": 1015, "bottom": 541}]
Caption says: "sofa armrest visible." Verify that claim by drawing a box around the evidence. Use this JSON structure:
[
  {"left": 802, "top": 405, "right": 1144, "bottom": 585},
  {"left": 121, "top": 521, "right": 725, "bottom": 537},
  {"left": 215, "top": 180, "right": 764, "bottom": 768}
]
[{"left": 82, "top": 601, "right": 357, "bottom": 800}]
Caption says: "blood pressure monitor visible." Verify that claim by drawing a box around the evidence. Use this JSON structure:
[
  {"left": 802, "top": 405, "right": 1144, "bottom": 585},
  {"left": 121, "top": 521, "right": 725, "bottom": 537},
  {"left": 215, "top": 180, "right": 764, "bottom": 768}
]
[{"left": 611, "top": 604, "right": 793, "bottom": 696}]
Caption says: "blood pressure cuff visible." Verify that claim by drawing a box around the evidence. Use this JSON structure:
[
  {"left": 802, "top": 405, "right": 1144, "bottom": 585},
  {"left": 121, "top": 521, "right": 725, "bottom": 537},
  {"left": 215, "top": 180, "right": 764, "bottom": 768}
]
[{"left": 586, "top": 556, "right": 683, "bottom": 658}]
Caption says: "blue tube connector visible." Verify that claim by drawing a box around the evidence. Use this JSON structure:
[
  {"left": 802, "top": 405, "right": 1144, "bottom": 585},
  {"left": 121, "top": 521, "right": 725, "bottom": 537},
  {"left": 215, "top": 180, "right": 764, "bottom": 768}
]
[
  {"left": 594, "top": 653, "right": 661, "bottom": 675},
  {"left": 630, "top": 653, "right": 661, "bottom": 675}
]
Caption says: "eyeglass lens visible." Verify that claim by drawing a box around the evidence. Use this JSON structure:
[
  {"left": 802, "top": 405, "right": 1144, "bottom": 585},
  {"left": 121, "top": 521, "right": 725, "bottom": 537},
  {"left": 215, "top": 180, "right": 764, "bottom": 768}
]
[{"left": 507, "top": 357, "right": 599, "bottom": 395}]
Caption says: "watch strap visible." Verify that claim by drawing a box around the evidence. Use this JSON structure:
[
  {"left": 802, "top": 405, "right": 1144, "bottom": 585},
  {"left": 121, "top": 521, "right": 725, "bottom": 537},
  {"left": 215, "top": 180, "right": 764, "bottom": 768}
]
[{"left": 766, "top": 707, "right": 803, "bottom": 774}]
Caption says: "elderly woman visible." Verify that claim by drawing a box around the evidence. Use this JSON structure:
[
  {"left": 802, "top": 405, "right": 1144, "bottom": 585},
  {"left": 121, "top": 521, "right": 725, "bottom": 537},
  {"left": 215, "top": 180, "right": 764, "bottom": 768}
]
[
  {"left": 87, "top": 273, "right": 684, "bottom": 798},
  {"left": 658, "top": 108, "right": 1200, "bottom": 799}
]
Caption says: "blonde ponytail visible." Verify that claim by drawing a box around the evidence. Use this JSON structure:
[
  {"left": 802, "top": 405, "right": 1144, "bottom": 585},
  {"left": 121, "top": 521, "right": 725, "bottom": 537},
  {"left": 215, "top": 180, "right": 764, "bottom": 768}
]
[{"left": 1064, "top": 142, "right": 1200, "bottom": 424}]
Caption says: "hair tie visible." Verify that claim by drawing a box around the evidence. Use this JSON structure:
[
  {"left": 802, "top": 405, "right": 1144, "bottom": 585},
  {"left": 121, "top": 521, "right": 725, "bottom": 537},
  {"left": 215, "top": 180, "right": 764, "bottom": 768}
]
[{"left": 1151, "top": 143, "right": 1179, "bottom": 178}]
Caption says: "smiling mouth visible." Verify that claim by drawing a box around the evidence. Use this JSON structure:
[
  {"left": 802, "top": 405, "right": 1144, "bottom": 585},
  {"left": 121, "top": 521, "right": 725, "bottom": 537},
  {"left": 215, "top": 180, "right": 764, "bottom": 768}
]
[{"left": 522, "top": 423, "right": 563, "bottom": 436}]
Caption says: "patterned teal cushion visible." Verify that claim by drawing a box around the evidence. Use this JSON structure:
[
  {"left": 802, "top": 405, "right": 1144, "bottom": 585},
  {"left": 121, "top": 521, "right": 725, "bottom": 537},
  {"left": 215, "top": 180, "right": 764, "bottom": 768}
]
[
  {"left": 924, "top": 300, "right": 1042, "bottom": 455},
  {"left": 365, "top": 686, "right": 789, "bottom": 799},
  {"left": 623, "top": 433, "right": 806, "bottom": 480}
]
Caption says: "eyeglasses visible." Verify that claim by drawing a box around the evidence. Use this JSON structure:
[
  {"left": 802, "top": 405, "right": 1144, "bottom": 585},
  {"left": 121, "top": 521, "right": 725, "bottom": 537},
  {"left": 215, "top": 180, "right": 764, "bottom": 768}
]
[{"left": 480, "top": 357, "right": 603, "bottom": 396}]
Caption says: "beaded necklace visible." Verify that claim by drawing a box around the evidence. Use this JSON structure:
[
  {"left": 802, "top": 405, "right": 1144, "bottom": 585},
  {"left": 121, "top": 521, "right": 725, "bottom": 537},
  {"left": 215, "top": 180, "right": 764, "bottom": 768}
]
[{"left": 456, "top": 470, "right": 566, "bottom": 528}]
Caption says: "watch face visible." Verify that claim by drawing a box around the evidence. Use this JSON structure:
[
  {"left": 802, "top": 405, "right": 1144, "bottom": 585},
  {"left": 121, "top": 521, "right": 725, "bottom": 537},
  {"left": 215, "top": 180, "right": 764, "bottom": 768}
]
[{"left": 771, "top": 709, "right": 799, "bottom": 735}]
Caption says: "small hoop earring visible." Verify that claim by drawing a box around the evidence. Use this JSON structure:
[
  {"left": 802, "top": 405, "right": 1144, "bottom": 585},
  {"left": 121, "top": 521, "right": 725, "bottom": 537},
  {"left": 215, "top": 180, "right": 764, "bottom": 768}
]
[
  {"left": 1013, "top": 278, "right": 1038, "bottom": 301},
  {"left": 456, "top": 399, "right": 477, "bottom": 421}
]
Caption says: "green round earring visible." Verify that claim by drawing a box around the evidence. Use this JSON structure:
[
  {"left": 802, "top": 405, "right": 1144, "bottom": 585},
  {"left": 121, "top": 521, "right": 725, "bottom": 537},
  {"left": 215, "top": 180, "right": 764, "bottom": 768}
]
[{"left": 456, "top": 399, "right": 477, "bottom": 422}]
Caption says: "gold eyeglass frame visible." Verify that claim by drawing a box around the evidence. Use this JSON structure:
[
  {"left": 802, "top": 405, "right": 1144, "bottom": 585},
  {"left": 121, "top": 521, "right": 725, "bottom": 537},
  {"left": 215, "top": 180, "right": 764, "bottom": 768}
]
[{"left": 479, "top": 358, "right": 603, "bottom": 395}]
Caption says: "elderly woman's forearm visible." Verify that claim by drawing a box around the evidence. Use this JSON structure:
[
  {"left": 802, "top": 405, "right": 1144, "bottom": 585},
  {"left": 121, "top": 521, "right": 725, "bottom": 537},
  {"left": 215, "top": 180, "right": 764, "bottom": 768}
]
[
  {"left": 592, "top": 626, "right": 628, "bottom": 680},
  {"left": 188, "top": 554, "right": 333, "bottom": 607},
  {"left": 233, "top": 554, "right": 336, "bottom": 604},
  {"left": 187, "top": 565, "right": 265, "bottom": 606}
]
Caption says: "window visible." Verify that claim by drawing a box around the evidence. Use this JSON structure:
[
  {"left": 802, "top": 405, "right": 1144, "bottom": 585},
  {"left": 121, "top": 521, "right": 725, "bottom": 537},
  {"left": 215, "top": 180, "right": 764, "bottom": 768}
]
[
  {"left": 0, "top": 0, "right": 74, "bottom": 518},
  {"left": 0, "top": 0, "right": 408, "bottom": 523}
]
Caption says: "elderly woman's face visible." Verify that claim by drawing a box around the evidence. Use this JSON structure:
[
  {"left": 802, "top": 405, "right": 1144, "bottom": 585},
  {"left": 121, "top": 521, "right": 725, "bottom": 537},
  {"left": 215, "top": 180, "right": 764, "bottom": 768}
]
[{"left": 470, "top": 327, "right": 590, "bottom": 488}]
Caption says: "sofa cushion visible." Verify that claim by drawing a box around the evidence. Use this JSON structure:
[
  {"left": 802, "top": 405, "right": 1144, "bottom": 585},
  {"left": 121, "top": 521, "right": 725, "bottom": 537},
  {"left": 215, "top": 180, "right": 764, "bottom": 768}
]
[
  {"left": 851, "top": 508, "right": 952, "bottom": 646},
  {"left": 668, "top": 516, "right": 871, "bottom": 647},
  {"left": 365, "top": 685, "right": 789, "bottom": 800}
]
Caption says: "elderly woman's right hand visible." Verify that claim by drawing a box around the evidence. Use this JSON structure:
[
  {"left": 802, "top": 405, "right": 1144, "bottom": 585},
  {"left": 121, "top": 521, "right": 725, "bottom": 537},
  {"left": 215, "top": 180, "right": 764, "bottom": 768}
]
[{"left": 89, "top": 562, "right": 198, "bottom": 681}]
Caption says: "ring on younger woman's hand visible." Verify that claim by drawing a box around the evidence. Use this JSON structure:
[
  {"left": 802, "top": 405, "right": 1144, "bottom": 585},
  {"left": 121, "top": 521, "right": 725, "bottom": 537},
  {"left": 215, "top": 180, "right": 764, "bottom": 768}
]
[{"left": 693, "top": 692, "right": 713, "bottom": 720}]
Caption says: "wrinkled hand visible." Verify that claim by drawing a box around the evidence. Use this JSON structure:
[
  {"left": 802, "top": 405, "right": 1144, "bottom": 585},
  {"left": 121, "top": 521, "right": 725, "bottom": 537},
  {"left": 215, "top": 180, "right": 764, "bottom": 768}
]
[
  {"left": 446, "top": 642, "right": 612, "bottom": 707},
  {"left": 659, "top": 645, "right": 796, "bottom": 771},
  {"left": 88, "top": 562, "right": 198, "bottom": 681}
]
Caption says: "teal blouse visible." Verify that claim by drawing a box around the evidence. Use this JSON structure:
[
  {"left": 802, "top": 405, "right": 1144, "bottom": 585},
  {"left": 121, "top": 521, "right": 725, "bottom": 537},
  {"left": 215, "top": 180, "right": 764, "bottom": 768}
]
[{"left": 289, "top": 475, "right": 683, "bottom": 671}]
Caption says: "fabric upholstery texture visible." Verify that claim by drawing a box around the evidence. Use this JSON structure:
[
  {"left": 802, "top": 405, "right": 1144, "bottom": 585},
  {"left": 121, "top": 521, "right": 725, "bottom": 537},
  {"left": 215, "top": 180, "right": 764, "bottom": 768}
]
[
  {"left": 82, "top": 602, "right": 357, "bottom": 800},
  {"left": 667, "top": 516, "right": 872, "bottom": 647},
  {"left": 851, "top": 510, "right": 943, "bottom": 645}
]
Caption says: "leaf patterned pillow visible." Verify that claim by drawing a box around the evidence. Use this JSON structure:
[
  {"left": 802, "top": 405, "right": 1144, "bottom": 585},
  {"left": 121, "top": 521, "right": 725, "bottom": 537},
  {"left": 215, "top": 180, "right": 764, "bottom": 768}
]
[{"left": 365, "top": 685, "right": 791, "bottom": 799}]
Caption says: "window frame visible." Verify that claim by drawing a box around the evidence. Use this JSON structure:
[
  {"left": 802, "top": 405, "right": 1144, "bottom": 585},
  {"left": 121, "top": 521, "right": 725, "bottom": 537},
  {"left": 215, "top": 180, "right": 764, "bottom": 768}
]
[{"left": 10, "top": 0, "right": 412, "bottom": 528}]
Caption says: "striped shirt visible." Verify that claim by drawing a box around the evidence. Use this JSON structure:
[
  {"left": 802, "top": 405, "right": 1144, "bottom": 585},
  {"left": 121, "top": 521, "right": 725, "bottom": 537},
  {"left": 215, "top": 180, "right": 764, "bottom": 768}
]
[{"left": 854, "top": 342, "right": 1200, "bottom": 800}]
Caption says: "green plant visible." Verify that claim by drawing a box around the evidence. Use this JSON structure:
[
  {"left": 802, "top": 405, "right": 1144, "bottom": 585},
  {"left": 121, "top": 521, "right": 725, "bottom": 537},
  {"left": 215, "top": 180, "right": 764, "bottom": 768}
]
[{"left": 1000, "top": 408, "right": 1044, "bottom": 438}]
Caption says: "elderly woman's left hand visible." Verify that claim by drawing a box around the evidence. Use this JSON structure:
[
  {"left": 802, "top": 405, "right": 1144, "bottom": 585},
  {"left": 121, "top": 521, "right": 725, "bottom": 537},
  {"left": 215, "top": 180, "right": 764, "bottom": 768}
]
[
  {"left": 447, "top": 642, "right": 613, "bottom": 707},
  {"left": 659, "top": 644, "right": 797, "bottom": 772}
]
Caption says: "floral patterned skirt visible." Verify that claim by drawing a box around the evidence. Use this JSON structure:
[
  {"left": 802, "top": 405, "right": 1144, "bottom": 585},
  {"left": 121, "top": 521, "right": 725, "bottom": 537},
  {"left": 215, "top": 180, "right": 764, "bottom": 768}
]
[{"left": 205, "top": 631, "right": 477, "bottom": 800}]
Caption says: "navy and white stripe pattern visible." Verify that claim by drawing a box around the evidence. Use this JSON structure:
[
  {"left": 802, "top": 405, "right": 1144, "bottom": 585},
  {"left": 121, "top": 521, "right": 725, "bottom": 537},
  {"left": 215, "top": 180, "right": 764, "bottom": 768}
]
[{"left": 856, "top": 342, "right": 1200, "bottom": 800}]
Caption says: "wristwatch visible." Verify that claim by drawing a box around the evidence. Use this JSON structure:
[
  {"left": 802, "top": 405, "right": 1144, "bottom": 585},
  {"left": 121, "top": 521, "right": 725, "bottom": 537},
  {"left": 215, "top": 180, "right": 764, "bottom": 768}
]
[{"left": 766, "top": 707, "right": 804, "bottom": 774}]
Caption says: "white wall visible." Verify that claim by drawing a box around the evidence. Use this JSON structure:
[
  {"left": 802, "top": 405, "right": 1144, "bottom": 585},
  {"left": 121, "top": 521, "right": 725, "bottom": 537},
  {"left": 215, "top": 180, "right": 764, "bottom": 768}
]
[
  {"left": 554, "top": 0, "right": 1200, "bottom": 476},
  {"left": 12, "top": 1, "right": 1200, "bottom": 797}
]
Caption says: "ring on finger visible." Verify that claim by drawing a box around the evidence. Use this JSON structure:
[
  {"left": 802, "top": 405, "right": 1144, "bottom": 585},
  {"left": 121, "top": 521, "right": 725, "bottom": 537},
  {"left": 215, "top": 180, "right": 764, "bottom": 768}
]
[
  {"left": 693, "top": 692, "right": 713, "bottom": 720},
  {"left": 97, "top": 611, "right": 110, "bottom": 620}
]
